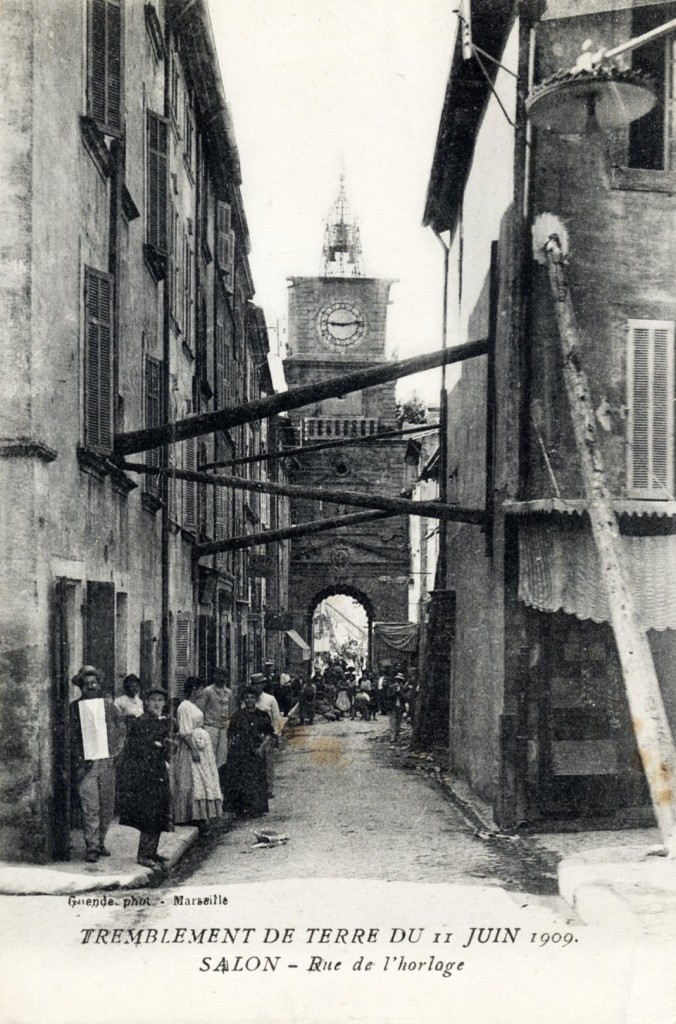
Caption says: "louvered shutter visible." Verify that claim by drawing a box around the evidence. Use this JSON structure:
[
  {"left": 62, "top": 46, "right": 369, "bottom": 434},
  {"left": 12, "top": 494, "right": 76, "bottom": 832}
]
[
  {"left": 168, "top": 450, "right": 178, "bottom": 520},
  {"left": 169, "top": 201, "right": 179, "bottom": 317},
  {"left": 216, "top": 201, "right": 231, "bottom": 271},
  {"left": 183, "top": 234, "right": 193, "bottom": 339},
  {"left": 147, "top": 112, "right": 168, "bottom": 253},
  {"left": 184, "top": 437, "right": 196, "bottom": 529},
  {"left": 145, "top": 355, "right": 162, "bottom": 492},
  {"left": 215, "top": 483, "right": 228, "bottom": 571},
  {"left": 215, "top": 323, "right": 226, "bottom": 409},
  {"left": 627, "top": 319, "right": 675, "bottom": 497},
  {"left": 84, "top": 267, "right": 113, "bottom": 452},
  {"left": 224, "top": 344, "right": 232, "bottom": 405},
  {"left": 175, "top": 614, "right": 191, "bottom": 695},
  {"left": 89, "top": 0, "right": 121, "bottom": 133},
  {"left": 226, "top": 229, "right": 236, "bottom": 292}
]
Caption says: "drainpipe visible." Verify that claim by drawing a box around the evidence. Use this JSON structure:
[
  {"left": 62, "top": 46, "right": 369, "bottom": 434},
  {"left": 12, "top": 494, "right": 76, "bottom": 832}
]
[
  {"left": 161, "top": 21, "right": 172, "bottom": 695},
  {"left": 434, "top": 230, "right": 451, "bottom": 590}
]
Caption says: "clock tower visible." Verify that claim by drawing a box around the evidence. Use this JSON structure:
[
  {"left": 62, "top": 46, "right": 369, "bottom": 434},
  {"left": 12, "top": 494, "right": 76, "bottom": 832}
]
[
  {"left": 285, "top": 177, "right": 397, "bottom": 430},
  {"left": 283, "top": 180, "right": 410, "bottom": 669}
]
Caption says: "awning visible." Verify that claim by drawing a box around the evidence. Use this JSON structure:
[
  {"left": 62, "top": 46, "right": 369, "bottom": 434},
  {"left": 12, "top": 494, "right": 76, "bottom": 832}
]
[
  {"left": 505, "top": 498, "right": 676, "bottom": 519},
  {"left": 373, "top": 622, "right": 419, "bottom": 653},
  {"left": 286, "top": 629, "right": 311, "bottom": 659},
  {"left": 518, "top": 519, "right": 676, "bottom": 630}
]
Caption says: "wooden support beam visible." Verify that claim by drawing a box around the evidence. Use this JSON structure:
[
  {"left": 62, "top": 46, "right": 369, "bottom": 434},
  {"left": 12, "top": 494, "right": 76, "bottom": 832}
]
[
  {"left": 195, "top": 509, "right": 397, "bottom": 557},
  {"left": 201, "top": 422, "right": 440, "bottom": 471},
  {"left": 114, "top": 339, "right": 488, "bottom": 457},
  {"left": 120, "top": 461, "right": 493, "bottom": 525},
  {"left": 542, "top": 231, "right": 676, "bottom": 852}
]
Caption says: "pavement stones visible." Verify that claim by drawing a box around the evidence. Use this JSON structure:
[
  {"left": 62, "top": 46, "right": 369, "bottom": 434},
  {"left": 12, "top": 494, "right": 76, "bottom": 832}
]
[{"left": 0, "top": 823, "right": 199, "bottom": 895}]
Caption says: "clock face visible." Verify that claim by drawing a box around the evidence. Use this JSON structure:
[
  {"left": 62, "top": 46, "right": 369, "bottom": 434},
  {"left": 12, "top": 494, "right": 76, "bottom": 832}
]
[{"left": 317, "top": 301, "right": 366, "bottom": 350}]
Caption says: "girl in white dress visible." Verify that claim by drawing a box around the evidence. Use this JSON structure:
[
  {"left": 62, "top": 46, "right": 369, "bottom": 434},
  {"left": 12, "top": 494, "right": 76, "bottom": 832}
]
[{"left": 173, "top": 677, "right": 222, "bottom": 824}]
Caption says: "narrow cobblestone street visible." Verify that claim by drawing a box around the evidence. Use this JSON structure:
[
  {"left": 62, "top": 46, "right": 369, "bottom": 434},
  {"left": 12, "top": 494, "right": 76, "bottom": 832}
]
[
  {"left": 2, "top": 716, "right": 642, "bottom": 1024},
  {"left": 171, "top": 717, "right": 558, "bottom": 896}
]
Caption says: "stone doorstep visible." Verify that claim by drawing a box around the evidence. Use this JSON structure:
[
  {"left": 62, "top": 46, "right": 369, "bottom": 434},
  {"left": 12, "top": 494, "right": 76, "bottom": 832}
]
[{"left": 0, "top": 824, "right": 199, "bottom": 896}]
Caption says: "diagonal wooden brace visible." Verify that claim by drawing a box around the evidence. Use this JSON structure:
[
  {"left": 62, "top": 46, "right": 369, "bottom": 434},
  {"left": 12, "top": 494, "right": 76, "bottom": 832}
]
[{"left": 543, "top": 233, "right": 676, "bottom": 852}]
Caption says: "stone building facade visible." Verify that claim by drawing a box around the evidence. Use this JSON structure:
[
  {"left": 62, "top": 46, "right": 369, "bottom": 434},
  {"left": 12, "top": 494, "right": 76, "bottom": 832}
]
[
  {"left": 423, "top": 0, "right": 676, "bottom": 826},
  {"left": 0, "top": 0, "right": 282, "bottom": 861}
]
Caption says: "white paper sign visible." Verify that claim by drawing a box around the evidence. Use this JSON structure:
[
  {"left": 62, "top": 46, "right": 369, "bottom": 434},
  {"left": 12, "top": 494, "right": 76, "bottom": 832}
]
[{"left": 78, "top": 699, "right": 109, "bottom": 761}]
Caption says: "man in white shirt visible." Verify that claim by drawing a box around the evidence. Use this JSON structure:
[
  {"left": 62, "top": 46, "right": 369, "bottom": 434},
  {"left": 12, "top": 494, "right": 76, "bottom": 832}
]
[
  {"left": 197, "top": 668, "right": 232, "bottom": 774},
  {"left": 70, "top": 666, "right": 125, "bottom": 862},
  {"left": 251, "top": 673, "right": 282, "bottom": 798}
]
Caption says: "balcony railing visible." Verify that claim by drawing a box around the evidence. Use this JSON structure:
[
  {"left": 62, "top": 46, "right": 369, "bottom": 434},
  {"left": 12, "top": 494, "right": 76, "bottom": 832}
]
[{"left": 301, "top": 417, "right": 380, "bottom": 443}]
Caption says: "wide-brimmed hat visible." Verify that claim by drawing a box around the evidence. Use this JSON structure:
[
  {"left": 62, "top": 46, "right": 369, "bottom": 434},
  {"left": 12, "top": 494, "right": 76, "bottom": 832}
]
[
  {"left": 394, "top": 673, "right": 405, "bottom": 681},
  {"left": 75, "top": 666, "right": 101, "bottom": 685},
  {"left": 250, "top": 672, "right": 265, "bottom": 684}
]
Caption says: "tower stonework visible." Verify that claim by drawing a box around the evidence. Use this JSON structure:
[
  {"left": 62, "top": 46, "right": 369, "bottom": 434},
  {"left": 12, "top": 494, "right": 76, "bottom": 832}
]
[{"left": 283, "top": 188, "right": 410, "bottom": 667}]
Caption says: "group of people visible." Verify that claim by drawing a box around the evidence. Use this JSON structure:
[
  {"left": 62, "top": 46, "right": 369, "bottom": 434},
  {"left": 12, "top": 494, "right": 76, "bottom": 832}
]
[
  {"left": 302, "top": 660, "right": 416, "bottom": 741},
  {"left": 69, "top": 664, "right": 285, "bottom": 868}
]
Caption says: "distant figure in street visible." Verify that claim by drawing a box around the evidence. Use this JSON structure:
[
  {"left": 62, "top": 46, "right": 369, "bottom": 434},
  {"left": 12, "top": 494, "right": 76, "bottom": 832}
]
[
  {"left": 118, "top": 689, "right": 173, "bottom": 868},
  {"left": 335, "top": 673, "right": 351, "bottom": 718},
  {"left": 385, "top": 673, "right": 407, "bottom": 743},
  {"left": 197, "top": 668, "right": 232, "bottom": 780},
  {"left": 352, "top": 682, "right": 373, "bottom": 721},
  {"left": 263, "top": 660, "right": 282, "bottom": 705},
  {"left": 222, "top": 688, "right": 274, "bottom": 818},
  {"left": 299, "top": 677, "right": 316, "bottom": 725},
  {"left": 251, "top": 672, "right": 282, "bottom": 798},
  {"left": 278, "top": 668, "right": 294, "bottom": 716},
  {"left": 173, "top": 677, "right": 222, "bottom": 826},
  {"left": 70, "top": 666, "right": 125, "bottom": 862}
]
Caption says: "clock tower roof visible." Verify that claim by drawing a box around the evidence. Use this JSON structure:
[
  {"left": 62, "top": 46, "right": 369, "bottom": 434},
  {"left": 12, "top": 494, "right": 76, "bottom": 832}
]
[{"left": 321, "top": 176, "right": 364, "bottom": 278}]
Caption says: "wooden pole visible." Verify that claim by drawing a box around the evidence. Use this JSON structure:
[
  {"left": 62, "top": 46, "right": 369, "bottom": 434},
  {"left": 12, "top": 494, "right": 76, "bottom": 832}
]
[
  {"left": 113, "top": 339, "right": 488, "bottom": 457},
  {"left": 119, "top": 461, "right": 493, "bottom": 526},
  {"left": 543, "top": 234, "right": 676, "bottom": 851},
  {"left": 195, "top": 509, "right": 398, "bottom": 557},
  {"left": 201, "top": 422, "right": 440, "bottom": 471}
]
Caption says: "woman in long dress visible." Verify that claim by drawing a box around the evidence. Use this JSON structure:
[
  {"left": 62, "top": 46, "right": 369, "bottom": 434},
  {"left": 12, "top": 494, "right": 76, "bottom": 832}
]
[
  {"left": 222, "top": 688, "right": 274, "bottom": 818},
  {"left": 173, "top": 677, "right": 222, "bottom": 825},
  {"left": 335, "top": 681, "right": 351, "bottom": 717},
  {"left": 118, "top": 689, "right": 173, "bottom": 867}
]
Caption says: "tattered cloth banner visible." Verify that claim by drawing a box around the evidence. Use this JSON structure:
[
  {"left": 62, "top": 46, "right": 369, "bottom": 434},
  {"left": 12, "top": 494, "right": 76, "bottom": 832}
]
[
  {"left": 518, "top": 519, "right": 676, "bottom": 630},
  {"left": 373, "top": 622, "right": 419, "bottom": 652}
]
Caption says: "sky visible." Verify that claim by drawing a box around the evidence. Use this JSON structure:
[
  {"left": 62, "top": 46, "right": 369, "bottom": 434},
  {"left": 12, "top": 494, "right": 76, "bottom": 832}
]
[{"left": 207, "top": 0, "right": 456, "bottom": 404}]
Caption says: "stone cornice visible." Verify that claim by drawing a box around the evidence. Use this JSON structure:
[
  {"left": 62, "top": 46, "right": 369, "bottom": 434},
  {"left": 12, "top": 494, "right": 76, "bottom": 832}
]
[{"left": 0, "top": 439, "right": 57, "bottom": 462}]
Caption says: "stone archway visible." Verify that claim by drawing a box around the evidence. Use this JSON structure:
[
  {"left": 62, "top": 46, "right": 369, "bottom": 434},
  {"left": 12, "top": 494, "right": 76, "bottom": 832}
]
[{"left": 308, "top": 584, "right": 374, "bottom": 667}]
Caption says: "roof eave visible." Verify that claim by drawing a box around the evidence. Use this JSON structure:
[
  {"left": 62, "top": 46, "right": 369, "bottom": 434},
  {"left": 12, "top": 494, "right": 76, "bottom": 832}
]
[{"left": 423, "top": 0, "right": 516, "bottom": 238}]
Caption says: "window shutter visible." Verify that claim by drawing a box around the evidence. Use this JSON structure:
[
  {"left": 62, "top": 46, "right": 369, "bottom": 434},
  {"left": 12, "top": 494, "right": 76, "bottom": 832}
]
[
  {"left": 627, "top": 319, "right": 675, "bottom": 497},
  {"left": 169, "top": 201, "right": 180, "bottom": 318},
  {"left": 183, "top": 233, "right": 193, "bottom": 340},
  {"left": 144, "top": 355, "right": 162, "bottom": 491},
  {"left": 215, "top": 323, "right": 226, "bottom": 408},
  {"left": 89, "top": 0, "right": 121, "bottom": 133},
  {"left": 147, "top": 112, "right": 168, "bottom": 253},
  {"left": 84, "top": 267, "right": 113, "bottom": 452},
  {"left": 226, "top": 228, "right": 236, "bottom": 293},
  {"left": 175, "top": 614, "right": 191, "bottom": 695},
  {"left": 215, "top": 482, "right": 227, "bottom": 571},
  {"left": 216, "top": 201, "right": 231, "bottom": 271},
  {"left": 184, "top": 436, "right": 196, "bottom": 528},
  {"left": 105, "top": 0, "right": 121, "bottom": 131}
]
